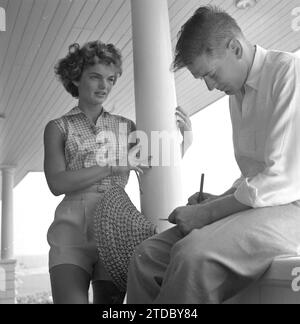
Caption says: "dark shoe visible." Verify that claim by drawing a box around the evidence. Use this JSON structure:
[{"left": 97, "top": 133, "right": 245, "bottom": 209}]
[{"left": 92, "top": 280, "right": 126, "bottom": 304}]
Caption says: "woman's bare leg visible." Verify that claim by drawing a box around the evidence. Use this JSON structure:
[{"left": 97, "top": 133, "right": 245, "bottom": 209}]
[{"left": 50, "top": 264, "right": 91, "bottom": 304}]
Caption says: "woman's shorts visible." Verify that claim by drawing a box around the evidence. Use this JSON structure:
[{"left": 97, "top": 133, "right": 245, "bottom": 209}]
[{"left": 47, "top": 184, "right": 111, "bottom": 281}]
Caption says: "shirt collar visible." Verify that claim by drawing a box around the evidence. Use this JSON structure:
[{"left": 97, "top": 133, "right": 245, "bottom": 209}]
[
  {"left": 245, "top": 45, "right": 267, "bottom": 90},
  {"left": 65, "top": 106, "right": 108, "bottom": 117},
  {"left": 65, "top": 106, "right": 82, "bottom": 116}
]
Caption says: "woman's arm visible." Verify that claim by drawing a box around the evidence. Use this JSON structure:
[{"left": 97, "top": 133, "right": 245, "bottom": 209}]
[{"left": 44, "top": 121, "right": 118, "bottom": 196}]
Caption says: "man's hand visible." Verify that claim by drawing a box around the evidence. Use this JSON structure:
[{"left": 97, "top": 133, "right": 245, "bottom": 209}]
[
  {"left": 168, "top": 194, "right": 251, "bottom": 237},
  {"left": 168, "top": 205, "right": 211, "bottom": 236},
  {"left": 187, "top": 192, "right": 218, "bottom": 205}
]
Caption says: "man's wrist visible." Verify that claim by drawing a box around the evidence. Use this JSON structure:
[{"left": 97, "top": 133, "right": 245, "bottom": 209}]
[{"left": 208, "top": 194, "right": 250, "bottom": 223}]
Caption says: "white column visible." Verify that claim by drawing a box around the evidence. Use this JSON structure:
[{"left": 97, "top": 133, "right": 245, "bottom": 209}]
[
  {"left": 131, "top": 0, "right": 184, "bottom": 231},
  {"left": 1, "top": 166, "right": 15, "bottom": 260}
]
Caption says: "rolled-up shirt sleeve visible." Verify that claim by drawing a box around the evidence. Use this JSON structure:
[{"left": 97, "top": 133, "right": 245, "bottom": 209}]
[
  {"left": 234, "top": 59, "right": 300, "bottom": 207},
  {"left": 232, "top": 175, "right": 245, "bottom": 189}
]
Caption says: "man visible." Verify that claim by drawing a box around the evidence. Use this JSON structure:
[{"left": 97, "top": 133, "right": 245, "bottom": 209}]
[{"left": 126, "top": 6, "right": 300, "bottom": 304}]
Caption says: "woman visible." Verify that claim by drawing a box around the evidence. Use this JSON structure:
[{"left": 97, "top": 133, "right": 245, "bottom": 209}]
[{"left": 44, "top": 40, "right": 192, "bottom": 304}]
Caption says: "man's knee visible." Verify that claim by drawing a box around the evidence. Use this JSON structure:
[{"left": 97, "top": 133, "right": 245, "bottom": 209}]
[
  {"left": 134, "top": 235, "right": 164, "bottom": 259},
  {"left": 171, "top": 231, "right": 216, "bottom": 267},
  {"left": 129, "top": 239, "right": 153, "bottom": 271}
]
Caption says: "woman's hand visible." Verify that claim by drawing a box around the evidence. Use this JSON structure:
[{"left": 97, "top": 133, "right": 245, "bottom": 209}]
[
  {"left": 112, "top": 144, "right": 152, "bottom": 176},
  {"left": 128, "top": 144, "right": 152, "bottom": 173},
  {"left": 168, "top": 205, "right": 211, "bottom": 236},
  {"left": 175, "top": 106, "right": 193, "bottom": 155},
  {"left": 176, "top": 106, "right": 192, "bottom": 134}
]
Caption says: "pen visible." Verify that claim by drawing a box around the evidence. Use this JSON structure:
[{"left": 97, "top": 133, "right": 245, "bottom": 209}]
[
  {"left": 197, "top": 173, "right": 205, "bottom": 203},
  {"left": 160, "top": 174, "right": 205, "bottom": 221}
]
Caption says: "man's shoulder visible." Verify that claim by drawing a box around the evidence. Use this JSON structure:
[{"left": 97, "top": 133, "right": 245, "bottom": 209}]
[
  {"left": 259, "top": 48, "right": 299, "bottom": 84},
  {"left": 265, "top": 49, "right": 299, "bottom": 70}
]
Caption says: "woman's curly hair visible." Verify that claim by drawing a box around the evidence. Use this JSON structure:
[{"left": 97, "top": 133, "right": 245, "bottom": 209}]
[{"left": 55, "top": 40, "right": 123, "bottom": 98}]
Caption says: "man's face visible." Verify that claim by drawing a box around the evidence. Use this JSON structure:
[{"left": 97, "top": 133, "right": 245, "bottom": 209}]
[{"left": 187, "top": 48, "right": 246, "bottom": 95}]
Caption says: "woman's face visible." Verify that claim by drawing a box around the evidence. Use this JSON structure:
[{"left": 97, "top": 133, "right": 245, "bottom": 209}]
[{"left": 74, "top": 62, "right": 118, "bottom": 106}]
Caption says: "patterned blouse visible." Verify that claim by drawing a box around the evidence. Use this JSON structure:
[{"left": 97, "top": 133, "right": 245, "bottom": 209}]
[{"left": 52, "top": 106, "right": 135, "bottom": 190}]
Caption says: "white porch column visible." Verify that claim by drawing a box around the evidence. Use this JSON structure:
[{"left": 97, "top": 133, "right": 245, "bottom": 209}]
[
  {"left": 1, "top": 166, "right": 15, "bottom": 260},
  {"left": 0, "top": 166, "right": 16, "bottom": 304},
  {"left": 131, "top": 0, "right": 184, "bottom": 231}
]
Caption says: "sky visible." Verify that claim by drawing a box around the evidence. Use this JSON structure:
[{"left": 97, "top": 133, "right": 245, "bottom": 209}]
[{"left": 7, "top": 95, "right": 241, "bottom": 256}]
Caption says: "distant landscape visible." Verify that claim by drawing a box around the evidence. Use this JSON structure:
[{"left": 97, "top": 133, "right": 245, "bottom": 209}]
[
  {"left": 14, "top": 254, "right": 93, "bottom": 303},
  {"left": 15, "top": 254, "right": 51, "bottom": 297}
]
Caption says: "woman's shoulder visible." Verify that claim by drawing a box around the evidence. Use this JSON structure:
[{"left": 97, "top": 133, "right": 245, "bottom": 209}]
[
  {"left": 106, "top": 112, "right": 134, "bottom": 124},
  {"left": 47, "top": 108, "right": 73, "bottom": 123},
  {"left": 106, "top": 111, "right": 135, "bottom": 128},
  {"left": 46, "top": 107, "right": 79, "bottom": 135},
  {"left": 107, "top": 111, "right": 131, "bottom": 122}
]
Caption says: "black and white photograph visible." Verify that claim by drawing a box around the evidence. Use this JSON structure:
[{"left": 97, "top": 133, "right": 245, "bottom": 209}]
[{"left": 1, "top": 0, "right": 300, "bottom": 307}]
